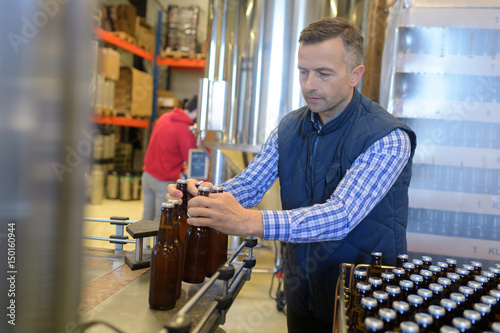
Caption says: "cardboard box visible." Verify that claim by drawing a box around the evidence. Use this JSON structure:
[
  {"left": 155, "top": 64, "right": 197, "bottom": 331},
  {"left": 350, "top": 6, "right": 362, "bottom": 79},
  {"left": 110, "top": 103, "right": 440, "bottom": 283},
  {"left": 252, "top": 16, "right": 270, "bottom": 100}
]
[
  {"left": 135, "top": 17, "right": 156, "bottom": 51},
  {"left": 98, "top": 48, "right": 120, "bottom": 80},
  {"left": 115, "top": 67, "right": 153, "bottom": 117},
  {"left": 157, "top": 90, "right": 181, "bottom": 108}
]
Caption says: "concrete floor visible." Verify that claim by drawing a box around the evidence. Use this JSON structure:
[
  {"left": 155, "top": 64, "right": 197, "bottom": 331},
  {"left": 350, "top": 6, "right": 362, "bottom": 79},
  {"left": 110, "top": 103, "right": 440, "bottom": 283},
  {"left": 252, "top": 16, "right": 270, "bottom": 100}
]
[{"left": 82, "top": 198, "right": 287, "bottom": 333}]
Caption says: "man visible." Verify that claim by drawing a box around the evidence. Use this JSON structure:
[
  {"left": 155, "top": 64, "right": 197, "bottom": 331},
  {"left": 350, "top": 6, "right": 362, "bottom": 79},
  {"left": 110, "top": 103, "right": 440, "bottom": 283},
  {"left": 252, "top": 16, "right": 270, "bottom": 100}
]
[
  {"left": 142, "top": 96, "right": 198, "bottom": 222},
  {"left": 167, "top": 17, "right": 416, "bottom": 332}
]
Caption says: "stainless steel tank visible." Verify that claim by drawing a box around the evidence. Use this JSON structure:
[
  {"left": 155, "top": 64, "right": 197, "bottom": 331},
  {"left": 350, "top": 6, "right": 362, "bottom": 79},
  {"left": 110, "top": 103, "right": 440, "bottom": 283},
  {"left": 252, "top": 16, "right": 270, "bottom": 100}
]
[{"left": 199, "top": 0, "right": 339, "bottom": 191}]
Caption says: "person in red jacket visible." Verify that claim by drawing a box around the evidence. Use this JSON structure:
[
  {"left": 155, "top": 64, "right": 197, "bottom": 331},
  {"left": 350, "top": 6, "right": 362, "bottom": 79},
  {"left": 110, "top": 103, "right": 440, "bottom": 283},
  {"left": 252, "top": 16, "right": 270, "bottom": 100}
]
[{"left": 142, "top": 96, "right": 198, "bottom": 221}]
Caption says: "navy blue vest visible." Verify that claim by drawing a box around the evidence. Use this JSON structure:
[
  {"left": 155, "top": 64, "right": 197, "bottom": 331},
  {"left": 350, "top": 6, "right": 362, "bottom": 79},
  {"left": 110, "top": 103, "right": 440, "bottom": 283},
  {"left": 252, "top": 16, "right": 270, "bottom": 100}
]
[{"left": 277, "top": 88, "right": 416, "bottom": 321}]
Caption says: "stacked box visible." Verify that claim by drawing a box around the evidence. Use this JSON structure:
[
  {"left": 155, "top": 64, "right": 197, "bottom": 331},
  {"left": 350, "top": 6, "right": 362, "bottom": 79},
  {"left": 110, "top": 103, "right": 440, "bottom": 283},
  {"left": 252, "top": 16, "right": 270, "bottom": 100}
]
[
  {"left": 102, "top": 4, "right": 137, "bottom": 37},
  {"left": 114, "top": 67, "right": 153, "bottom": 117},
  {"left": 165, "top": 5, "right": 200, "bottom": 53},
  {"left": 135, "top": 17, "right": 156, "bottom": 51}
]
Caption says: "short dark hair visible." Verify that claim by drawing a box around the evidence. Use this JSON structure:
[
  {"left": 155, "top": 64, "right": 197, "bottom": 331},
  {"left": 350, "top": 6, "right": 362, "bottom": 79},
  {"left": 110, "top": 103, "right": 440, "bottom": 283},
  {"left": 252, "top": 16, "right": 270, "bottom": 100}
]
[{"left": 299, "top": 17, "right": 364, "bottom": 71}]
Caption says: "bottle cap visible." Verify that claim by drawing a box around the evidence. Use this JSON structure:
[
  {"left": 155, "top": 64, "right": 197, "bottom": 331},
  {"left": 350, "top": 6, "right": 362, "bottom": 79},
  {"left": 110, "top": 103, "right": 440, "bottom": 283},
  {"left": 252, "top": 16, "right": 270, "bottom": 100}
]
[
  {"left": 438, "top": 277, "right": 452, "bottom": 286},
  {"left": 371, "top": 251, "right": 382, "bottom": 257},
  {"left": 446, "top": 273, "right": 460, "bottom": 282},
  {"left": 439, "top": 326, "right": 459, "bottom": 333},
  {"left": 399, "top": 280, "right": 414, "bottom": 289},
  {"left": 420, "top": 269, "right": 433, "bottom": 278},
  {"left": 440, "top": 298, "right": 457, "bottom": 310},
  {"left": 410, "top": 274, "right": 424, "bottom": 283},
  {"left": 473, "top": 302, "right": 490, "bottom": 314},
  {"left": 413, "top": 259, "right": 423, "bottom": 266},
  {"left": 459, "top": 286, "right": 474, "bottom": 296},
  {"left": 400, "top": 321, "right": 419, "bottom": 333},
  {"left": 429, "top": 265, "right": 441, "bottom": 273},
  {"left": 421, "top": 256, "right": 433, "bottom": 262},
  {"left": 452, "top": 317, "right": 471, "bottom": 330},
  {"left": 356, "top": 281, "right": 371, "bottom": 291},
  {"left": 373, "top": 290, "right": 389, "bottom": 301},
  {"left": 368, "top": 277, "right": 383, "bottom": 287},
  {"left": 176, "top": 179, "right": 188, "bottom": 184},
  {"left": 428, "top": 305, "right": 446, "bottom": 316},
  {"left": 364, "top": 317, "right": 383, "bottom": 330},
  {"left": 161, "top": 202, "right": 174, "bottom": 208},
  {"left": 392, "top": 300, "right": 409, "bottom": 312},
  {"left": 414, "top": 312, "right": 433, "bottom": 325},
  {"left": 354, "top": 269, "right": 367, "bottom": 277},
  {"left": 378, "top": 307, "right": 396, "bottom": 320},
  {"left": 417, "top": 288, "right": 433, "bottom": 299},
  {"left": 471, "top": 261, "right": 482, "bottom": 268},
  {"left": 429, "top": 283, "right": 444, "bottom": 293},
  {"left": 480, "top": 295, "right": 497, "bottom": 306},
  {"left": 385, "top": 285, "right": 401, "bottom": 295},
  {"left": 407, "top": 294, "right": 423, "bottom": 305},
  {"left": 381, "top": 271, "right": 394, "bottom": 279},
  {"left": 212, "top": 185, "right": 224, "bottom": 192},
  {"left": 167, "top": 199, "right": 181, "bottom": 205},
  {"left": 198, "top": 186, "right": 211, "bottom": 192},
  {"left": 361, "top": 297, "right": 378, "bottom": 309},
  {"left": 450, "top": 292, "right": 466, "bottom": 303},
  {"left": 463, "top": 309, "right": 481, "bottom": 321}
]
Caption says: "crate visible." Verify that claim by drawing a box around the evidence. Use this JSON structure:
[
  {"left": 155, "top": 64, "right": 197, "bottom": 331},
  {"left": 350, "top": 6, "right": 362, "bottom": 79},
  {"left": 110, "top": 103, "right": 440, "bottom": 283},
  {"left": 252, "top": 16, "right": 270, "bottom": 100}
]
[{"left": 333, "top": 263, "right": 396, "bottom": 333}]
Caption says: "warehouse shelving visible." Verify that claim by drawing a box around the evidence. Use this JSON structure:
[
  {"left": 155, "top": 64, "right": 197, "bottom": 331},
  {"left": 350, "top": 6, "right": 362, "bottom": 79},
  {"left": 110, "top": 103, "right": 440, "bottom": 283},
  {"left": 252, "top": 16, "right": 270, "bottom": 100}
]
[{"left": 92, "top": 17, "right": 205, "bottom": 129}]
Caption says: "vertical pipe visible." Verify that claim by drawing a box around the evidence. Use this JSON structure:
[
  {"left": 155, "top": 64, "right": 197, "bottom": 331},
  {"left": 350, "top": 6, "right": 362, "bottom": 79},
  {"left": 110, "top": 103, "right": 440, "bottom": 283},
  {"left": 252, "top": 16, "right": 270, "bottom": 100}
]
[{"left": 149, "top": 10, "right": 163, "bottom": 139}]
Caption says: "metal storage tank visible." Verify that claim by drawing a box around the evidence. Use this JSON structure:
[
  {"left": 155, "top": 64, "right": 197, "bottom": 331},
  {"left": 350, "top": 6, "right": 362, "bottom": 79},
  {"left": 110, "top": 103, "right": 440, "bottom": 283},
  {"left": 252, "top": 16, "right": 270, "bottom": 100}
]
[{"left": 198, "top": 0, "right": 339, "bottom": 206}]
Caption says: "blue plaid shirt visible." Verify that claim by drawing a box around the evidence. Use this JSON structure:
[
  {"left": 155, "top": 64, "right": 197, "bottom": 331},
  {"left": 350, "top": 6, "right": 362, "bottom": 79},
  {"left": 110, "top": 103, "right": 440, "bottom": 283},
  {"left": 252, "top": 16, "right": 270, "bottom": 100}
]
[{"left": 222, "top": 123, "right": 411, "bottom": 243}]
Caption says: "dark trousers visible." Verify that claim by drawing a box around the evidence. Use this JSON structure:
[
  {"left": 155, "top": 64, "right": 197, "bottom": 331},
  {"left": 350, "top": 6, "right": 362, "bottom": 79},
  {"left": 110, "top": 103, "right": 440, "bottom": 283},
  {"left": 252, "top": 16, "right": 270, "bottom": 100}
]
[{"left": 286, "top": 308, "right": 333, "bottom": 333}]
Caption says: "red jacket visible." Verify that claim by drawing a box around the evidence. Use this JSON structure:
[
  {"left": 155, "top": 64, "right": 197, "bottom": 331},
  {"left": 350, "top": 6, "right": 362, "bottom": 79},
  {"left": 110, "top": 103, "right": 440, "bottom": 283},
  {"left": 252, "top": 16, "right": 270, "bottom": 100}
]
[{"left": 143, "top": 107, "right": 197, "bottom": 181}]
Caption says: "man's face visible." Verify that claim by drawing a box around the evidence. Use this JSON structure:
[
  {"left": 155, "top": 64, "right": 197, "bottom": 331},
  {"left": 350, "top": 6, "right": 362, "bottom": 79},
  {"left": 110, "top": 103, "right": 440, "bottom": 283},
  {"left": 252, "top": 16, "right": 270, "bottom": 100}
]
[{"left": 298, "top": 37, "right": 363, "bottom": 125}]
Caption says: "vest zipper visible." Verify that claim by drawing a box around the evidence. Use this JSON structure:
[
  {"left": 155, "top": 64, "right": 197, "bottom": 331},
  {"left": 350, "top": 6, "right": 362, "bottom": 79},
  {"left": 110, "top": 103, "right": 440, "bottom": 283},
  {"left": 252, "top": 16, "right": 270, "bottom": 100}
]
[
  {"left": 309, "top": 132, "right": 319, "bottom": 204},
  {"left": 307, "top": 132, "right": 319, "bottom": 311}
]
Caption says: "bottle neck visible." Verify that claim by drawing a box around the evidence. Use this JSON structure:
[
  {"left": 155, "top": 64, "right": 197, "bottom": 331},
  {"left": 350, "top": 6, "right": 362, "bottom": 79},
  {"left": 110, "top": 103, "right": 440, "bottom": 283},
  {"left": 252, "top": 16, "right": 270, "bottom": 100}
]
[{"left": 158, "top": 208, "right": 175, "bottom": 244}]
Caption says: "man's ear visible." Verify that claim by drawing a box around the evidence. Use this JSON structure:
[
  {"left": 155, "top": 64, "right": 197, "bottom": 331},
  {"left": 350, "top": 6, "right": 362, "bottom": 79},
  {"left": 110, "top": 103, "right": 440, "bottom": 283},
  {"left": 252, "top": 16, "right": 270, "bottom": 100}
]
[{"left": 350, "top": 65, "right": 365, "bottom": 87}]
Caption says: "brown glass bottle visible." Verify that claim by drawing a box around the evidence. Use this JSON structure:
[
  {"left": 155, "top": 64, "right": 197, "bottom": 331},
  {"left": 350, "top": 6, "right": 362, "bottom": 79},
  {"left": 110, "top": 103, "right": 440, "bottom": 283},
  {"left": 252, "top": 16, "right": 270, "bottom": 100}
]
[
  {"left": 368, "top": 252, "right": 382, "bottom": 278},
  {"left": 393, "top": 268, "right": 406, "bottom": 287},
  {"left": 428, "top": 305, "right": 447, "bottom": 331},
  {"left": 149, "top": 202, "right": 178, "bottom": 310},
  {"left": 471, "top": 261, "right": 482, "bottom": 276},
  {"left": 348, "top": 282, "right": 372, "bottom": 330},
  {"left": 355, "top": 297, "right": 378, "bottom": 333},
  {"left": 421, "top": 256, "right": 433, "bottom": 270},
  {"left": 414, "top": 312, "right": 435, "bottom": 333},
  {"left": 350, "top": 270, "right": 368, "bottom": 311},
  {"left": 378, "top": 308, "right": 397, "bottom": 332},
  {"left": 462, "top": 309, "right": 482, "bottom": 333},
  {"left": 205, "top": 186, "right": 228, "bottom": 277},
  {"left": 176, "top": 179, "right": 189, "bottom": 245},
  {"left": 446, "top": 258, "right": 457, "bottom": 273},
  {"left": 182, "top": 186, "right": 211, "bottom": 283},
  {"left": 412, "top": 259, "right": 423, "bottom": 275},
  {"left": 397, "top": 254, "right": 409, "bottom": 268},
  {"left": 167, "top": 199, "right": 184, "bottom": 299},
  {"left": 417, "top": 288, "right": 433, "bottom": 309}
]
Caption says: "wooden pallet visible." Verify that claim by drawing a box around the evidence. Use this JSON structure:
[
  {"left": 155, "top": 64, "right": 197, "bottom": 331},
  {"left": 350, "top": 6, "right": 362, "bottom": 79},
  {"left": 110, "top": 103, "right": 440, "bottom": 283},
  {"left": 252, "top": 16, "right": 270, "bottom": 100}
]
[
  {"left": 161, "top": 51, "right": 205, "bottom": 60},
  {"left": 110, "top": 31, "right": 137, "bottom": 45}
]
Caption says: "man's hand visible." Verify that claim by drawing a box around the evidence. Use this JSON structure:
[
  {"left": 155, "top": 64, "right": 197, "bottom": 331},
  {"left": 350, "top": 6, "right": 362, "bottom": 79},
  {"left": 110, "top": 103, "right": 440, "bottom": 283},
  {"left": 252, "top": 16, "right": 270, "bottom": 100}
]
[
  {"left": 166, "top": 179, "right": 212, "bottom": 205},
  {"left": 187, "top": 192, "right": 264, "bottom": 238}
]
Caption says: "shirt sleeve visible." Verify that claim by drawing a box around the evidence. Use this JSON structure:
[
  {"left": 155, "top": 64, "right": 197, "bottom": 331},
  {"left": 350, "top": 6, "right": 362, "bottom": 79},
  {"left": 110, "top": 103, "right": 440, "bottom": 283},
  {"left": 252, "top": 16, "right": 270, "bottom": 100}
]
[
  {"left": 261, "top": 128, "right": 412, "bottom": 243},
  {"left": 222, "top": 127, "right": 279, "bottom": 208}
]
